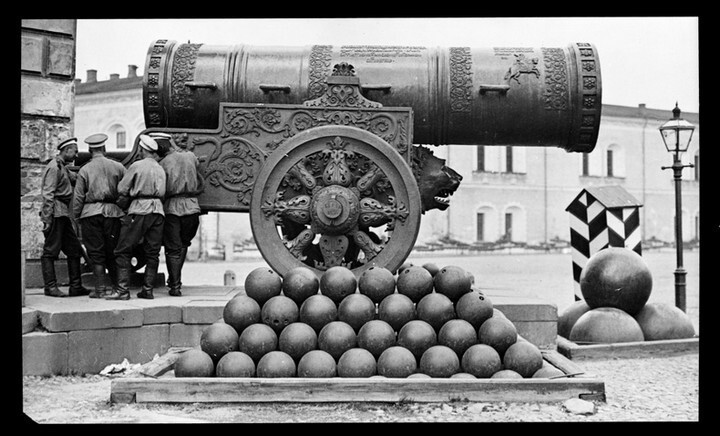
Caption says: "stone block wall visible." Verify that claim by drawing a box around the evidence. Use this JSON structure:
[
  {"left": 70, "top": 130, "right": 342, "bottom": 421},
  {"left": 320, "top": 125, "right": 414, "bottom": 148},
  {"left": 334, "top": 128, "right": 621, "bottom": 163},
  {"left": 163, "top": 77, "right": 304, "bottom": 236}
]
[{"left": 20, "top": 19, "right": 77, "bottom": 260}]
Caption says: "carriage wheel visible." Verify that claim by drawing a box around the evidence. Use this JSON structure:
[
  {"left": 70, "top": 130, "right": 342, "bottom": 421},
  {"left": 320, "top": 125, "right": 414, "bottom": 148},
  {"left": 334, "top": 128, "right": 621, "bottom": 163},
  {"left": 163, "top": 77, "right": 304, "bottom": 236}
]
[{"left": 250, "top": 125, "right": 421, "bottom": 279}]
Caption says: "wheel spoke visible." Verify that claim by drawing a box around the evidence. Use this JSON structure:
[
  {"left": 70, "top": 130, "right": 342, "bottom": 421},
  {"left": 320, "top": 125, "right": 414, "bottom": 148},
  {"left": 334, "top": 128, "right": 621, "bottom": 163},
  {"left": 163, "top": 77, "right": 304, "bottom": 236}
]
[
  {"left": 315, "top": 234, "right": 351, "bottom": 270},
  {"left": 355, "top": 162, "right": 384, "bottom": 193},
  {"left": 261, "top": 191, "right": 312, "bottom": 226},
  {"left": 349, "top": 230, "right": 384, "bottom": 262},
  {"left": 283, "top": 228, "right": 315, "bottom": 261},
  {"left": 358, "top": 195, "right": 409, "bottom": 230},
  {"left": 288, "top": 159, "right": 317, "bottom": 192}
]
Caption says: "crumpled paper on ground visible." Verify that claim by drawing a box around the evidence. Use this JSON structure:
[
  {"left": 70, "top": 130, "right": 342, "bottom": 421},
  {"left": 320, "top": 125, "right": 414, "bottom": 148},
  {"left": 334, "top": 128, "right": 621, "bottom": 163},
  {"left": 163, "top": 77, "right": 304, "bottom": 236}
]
[{"left": 99, "top": 355, "right": 159, "bottom": 377}]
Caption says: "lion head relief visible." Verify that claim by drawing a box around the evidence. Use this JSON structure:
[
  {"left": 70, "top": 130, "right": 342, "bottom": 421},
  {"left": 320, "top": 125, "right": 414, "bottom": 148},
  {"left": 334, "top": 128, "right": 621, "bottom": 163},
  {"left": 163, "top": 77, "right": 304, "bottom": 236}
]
[{"left": 411, "top": 145, "right": 463, "bottom": 214}]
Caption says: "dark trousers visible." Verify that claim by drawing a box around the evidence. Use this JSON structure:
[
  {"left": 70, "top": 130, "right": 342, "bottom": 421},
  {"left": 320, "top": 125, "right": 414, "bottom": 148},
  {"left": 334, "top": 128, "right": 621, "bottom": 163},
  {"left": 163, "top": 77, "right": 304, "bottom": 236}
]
[
  {"left": 163, "top": 213, "right": 200, "bottom": 257},
  {"left": 42, "top": 216, "right": 83, "bottom": 259},
  {"left": 114, "top": 214, "right": 164, "bottom": 271},
  {"left": 80, "top": 215, "right": 120, "bottom": 269}
]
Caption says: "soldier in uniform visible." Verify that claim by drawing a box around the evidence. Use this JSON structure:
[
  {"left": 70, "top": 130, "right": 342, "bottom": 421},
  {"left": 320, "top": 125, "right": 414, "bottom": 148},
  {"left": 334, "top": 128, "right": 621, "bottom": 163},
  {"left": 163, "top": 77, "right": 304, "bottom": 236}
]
[
  {"left": 39, "top": 137, "right": 90, "bottom": 297},
  {"left": 153, "top": 132, "right": 205, "bottom": 296},
  {"left": 71, "top": 134, "right": 126, "bottom": 298},
  {"left": 105, "top": 135, "right": 166, "bottom": 300}
]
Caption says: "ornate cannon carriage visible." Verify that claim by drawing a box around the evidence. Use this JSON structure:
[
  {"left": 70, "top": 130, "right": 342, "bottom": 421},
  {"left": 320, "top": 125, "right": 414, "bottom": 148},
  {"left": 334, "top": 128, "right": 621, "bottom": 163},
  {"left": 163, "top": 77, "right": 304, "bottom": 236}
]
[{"left": 109, "top": 40, "right": 602, "bottom": 278}]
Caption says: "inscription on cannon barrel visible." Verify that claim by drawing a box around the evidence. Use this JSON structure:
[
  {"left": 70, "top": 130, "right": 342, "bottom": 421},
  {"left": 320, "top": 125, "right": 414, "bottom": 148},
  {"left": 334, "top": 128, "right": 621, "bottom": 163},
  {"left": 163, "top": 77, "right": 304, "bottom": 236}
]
[{"left": 339, "top": 45, "right": 426, "bottom": 63}]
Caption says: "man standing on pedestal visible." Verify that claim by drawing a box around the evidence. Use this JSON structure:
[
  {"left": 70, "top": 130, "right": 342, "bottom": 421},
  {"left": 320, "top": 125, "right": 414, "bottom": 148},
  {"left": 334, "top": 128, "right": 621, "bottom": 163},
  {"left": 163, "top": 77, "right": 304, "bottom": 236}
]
[
  {"left": 152, "top": 132, "right": 205, "bottom": 296},
  {"left": 39, "top": 137, "right": 90, "bottom": 297},
  {"left": 106, "top": 135, "right": 166, "bottom": 300},
  {"left": 72, "top": 133, "right": 126, "bottom": 298}
]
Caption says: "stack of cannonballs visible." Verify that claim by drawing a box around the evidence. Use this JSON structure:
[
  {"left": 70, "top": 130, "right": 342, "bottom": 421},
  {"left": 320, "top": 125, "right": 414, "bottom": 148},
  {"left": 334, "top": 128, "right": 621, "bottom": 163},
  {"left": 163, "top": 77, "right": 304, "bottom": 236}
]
[
  {"left": 175, "top": 262, "right": 562, "bottom": 379},
  {"left": 558, "top": 247, "right": 696, "bottom": 344}
]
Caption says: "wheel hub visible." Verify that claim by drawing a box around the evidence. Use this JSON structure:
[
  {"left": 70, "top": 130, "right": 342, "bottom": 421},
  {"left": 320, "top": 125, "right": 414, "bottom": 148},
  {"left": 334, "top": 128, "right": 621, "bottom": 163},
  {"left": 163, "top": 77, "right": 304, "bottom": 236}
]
[{"left": 311, "top": 185, "right": 360, "bottom": 235}]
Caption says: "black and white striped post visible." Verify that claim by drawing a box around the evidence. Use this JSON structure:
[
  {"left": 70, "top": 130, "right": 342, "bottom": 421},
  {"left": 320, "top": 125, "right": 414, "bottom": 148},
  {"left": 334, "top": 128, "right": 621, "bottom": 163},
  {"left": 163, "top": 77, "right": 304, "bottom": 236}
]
[{"left": 566, "top": 186, "right": 643, "bottom": 301}]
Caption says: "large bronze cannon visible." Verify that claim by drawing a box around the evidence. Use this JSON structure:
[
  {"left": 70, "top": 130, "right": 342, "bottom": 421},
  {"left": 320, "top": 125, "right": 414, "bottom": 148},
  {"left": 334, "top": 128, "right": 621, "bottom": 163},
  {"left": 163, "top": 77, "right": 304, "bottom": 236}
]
[{"left": 95, "top": 40, "right": 602, "bottom": 278}]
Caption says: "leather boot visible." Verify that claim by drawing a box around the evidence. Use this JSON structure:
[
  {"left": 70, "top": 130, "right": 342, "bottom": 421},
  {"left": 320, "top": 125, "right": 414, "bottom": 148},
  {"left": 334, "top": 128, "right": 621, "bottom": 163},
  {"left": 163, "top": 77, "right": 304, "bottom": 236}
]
[
  {"left": 166, "top": 254, "right": 183, "bottom": 297},
  {"left": 67, "top": 257, "right": 90, "bottom": 296},
  {"left": 89, "top": 264, "right": 107, "bottom": 299},
  {"left": 137, "top": 262, "right": 158, "bottom": 300},
  {"left": 41, "top": 257, "right": 66, "bottom": 297},
  {"left": 105, "top": 266, "right": 130, "bottom": 300}
]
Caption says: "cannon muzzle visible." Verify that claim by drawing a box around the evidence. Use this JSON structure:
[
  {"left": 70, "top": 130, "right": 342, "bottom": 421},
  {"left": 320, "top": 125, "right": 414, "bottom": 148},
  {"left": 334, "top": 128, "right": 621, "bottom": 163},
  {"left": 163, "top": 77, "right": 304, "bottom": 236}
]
[{"left": 143, "top": 40, "right": 601, "bottom": 152}]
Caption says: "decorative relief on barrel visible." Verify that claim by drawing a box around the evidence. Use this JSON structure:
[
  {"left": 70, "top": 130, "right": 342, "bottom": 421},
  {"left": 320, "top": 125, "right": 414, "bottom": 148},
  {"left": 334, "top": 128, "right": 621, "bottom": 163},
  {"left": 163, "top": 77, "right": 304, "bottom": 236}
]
[
  {"left": 308, "top": 45, "right": 333, "bottom": 100},
  {"left": 504, "top": 53, "right": 541, "bottom": 84},
  {"left": 541, "top": 47, "right": 568, "bottom": 111},
  {"left": 449, "top": 47, "right": 473, "bottom": 113},
  {"left": 196, "top": 136, "right": 266, "bottom": 206},
  {"left": 144, "top": 40, "right": 169, "bottom": 127},
  {"left": 170, "top": 43, "right": 202, "bottom": 110},
  {"left": 573, "top": 43, "right": 601, "bottom": 152}
]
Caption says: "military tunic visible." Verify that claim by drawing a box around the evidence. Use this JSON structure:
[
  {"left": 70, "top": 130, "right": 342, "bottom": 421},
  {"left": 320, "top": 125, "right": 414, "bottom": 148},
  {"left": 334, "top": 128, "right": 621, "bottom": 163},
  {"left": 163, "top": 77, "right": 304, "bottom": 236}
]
[
  {"left": 114, "top": 157, "right": 167, "bottom": 272},
  {"left": 72, "top": 154, "right": 126, "bottom": 270},
  {"left": 160, "top": 149, "right": 204, "bottom": 257},
  {"left": 40, "top": 156, "right": 83, "bottom": 259}
]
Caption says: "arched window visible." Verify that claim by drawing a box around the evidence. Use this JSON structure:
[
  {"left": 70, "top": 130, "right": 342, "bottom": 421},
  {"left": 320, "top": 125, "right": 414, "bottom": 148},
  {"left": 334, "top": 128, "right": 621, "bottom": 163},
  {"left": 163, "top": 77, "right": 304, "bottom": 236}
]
[
  {"left": 475, "top": 205, "right": 497, "bottom": 242},
  {"left": 106, "top": 123, "right": 128, "bottom": 150},
  {"left": 502, "top": 204, "right": 527, "bottom": 243}
]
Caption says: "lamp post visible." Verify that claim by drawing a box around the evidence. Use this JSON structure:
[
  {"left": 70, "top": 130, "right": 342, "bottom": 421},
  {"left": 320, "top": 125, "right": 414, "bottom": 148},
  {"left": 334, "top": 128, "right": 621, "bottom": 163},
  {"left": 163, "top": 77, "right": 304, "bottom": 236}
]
[{"left": 659, "top": 103, "right": 695, "bottom": 313}]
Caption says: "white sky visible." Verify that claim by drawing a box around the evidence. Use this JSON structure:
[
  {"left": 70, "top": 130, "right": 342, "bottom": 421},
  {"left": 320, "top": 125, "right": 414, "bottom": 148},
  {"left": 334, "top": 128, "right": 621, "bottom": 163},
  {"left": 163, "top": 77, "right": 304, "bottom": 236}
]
[{"left": 75, "top": 17, "right": 699, "bottom": 113}]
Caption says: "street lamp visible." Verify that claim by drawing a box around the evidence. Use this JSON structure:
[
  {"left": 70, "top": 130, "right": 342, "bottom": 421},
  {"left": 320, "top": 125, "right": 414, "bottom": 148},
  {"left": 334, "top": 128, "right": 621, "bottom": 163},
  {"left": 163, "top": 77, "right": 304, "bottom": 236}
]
[{"left": 659, "top": 102, "right": 695, "bottom": 312}]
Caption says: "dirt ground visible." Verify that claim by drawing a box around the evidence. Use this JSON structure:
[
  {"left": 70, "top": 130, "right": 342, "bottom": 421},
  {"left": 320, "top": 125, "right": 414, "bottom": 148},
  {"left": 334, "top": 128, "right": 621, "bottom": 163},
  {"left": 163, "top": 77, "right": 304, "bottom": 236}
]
[{"left": 21, "top": 350, "right": 699, "bottom": 423}]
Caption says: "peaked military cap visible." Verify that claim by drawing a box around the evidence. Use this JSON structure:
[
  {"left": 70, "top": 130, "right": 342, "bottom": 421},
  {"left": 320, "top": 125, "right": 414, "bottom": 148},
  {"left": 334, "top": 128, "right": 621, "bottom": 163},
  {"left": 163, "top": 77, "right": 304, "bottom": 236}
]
[
  {"left": 148, "top": 132, "right": 172, "bottom": 140},
  {"left": 57, "top": 137, "right": 78, "bottom": 150},
  {"left": 138, "top": 134, "right": 159, "bottom": 152},
  {"left": 84, "top": 133, "right": 108, "bottom": 148}
]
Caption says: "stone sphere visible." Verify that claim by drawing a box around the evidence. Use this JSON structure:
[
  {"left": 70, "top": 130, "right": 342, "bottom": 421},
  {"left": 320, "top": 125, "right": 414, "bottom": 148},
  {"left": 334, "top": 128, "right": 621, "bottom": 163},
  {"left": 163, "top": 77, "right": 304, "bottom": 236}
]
[{"left": 570, "top": 307, "right": 644, "bottom": 344}]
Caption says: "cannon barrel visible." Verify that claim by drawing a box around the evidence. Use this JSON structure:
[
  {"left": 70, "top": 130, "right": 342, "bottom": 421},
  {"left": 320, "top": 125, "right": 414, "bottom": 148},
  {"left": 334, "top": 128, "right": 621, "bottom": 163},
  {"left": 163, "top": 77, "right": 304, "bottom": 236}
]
[{"left": 143, "top": 40, "right": 601, "bottom": 152}]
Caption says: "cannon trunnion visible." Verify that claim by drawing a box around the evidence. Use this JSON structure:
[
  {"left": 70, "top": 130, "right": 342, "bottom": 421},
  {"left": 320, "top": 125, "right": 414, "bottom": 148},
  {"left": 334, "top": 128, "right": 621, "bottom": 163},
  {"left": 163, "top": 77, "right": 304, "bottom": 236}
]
[{"left": 131, "top": 40, "right": 602, "bottom": 278}]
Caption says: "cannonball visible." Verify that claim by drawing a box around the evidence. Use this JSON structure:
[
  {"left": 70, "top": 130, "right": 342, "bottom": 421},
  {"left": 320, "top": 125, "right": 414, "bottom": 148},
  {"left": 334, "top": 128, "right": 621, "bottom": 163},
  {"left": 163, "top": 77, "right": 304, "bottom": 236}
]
[
  {"left": 570, "top": 307, "right": 644, "bottom": 344},
  {"left": 299, "top": 294, "right": 338, "bottom": 334},
  {"left": 337, "top": 348, "right": 377, "bottom": 377},
  {"left": 478, "top": 316, "right": 518, "bottom": 357},
  {"left": 358, "top": 266, "right": 396, "bottom": 304},
  {"left": 282, "top": 267, "right": 319, "bottom": 306},
  {"left": 397, "top": 319, "right": 437, "bottom": 361},
  {"left": 377, "top": 346, "right": 417, "bottom": 378},
  {"left": 438, "top": 319, "right": 478, "bottom": 358},
  {"left": 200, "top": 322, "right": 239, "bottom": 364},
  {"left": 634, "top": 302, "right": 695, "bottom": 341},
  {"left": 317, "top": 321, "right": 357, "bottom": 361},
  {"left": 455, "top": 290, "right": 494, "bottom": 330},
  {"left": 261, "top": 295, "right": 299, "bottom": 335},
  {"left": 278, "top": 322, "right": 317, "bottom": 362},
  {"left": 557, "top": 300, "right": 591, "bottom": 339},
  {"left": 580, "top": 247, "right": 653, "bottom": 315},
  {"left": 174, "top": 349, "right": 215, "bottom": 378},
  {"left": 461, "top": 344, "right": 502, "bottom": 378},
  {"left": 416, "top": 292, "right": 455, "bottom": 332},
  {"left": 396, "top": 265, "right": 434, "bottom": 303},
  {"left": 433, "top": 265, "right": 472, "bottom": 302},
  {"left": 244, "top": 267, "right": 282, "bottom": 307},
  {"left": 223, "top": 294, "right": 261, "bottom": 336},
  {"left": 297, "top": 350, "right": 337, "bottom": 378},
  {"left": 238, "top": 322, "right": 278, "bottom": 363},
  {"left": 357, "top": 319, "right": 396, "bottom": 359},
  {"left": 256, "top": 350, "right": 296, "bottom": 378},
  {"left": 338, "top": 293, "right": 377, "bottom": 333},
  {"left": 502, "top": 341, "right": 543, "bottom": 378},
  {"left": 419, "top": 345, "right": 460, "bottom": 378},
  {"left": 378, "top": 293, "right": 416, "bottom": 332},
  {"left": 215, "top": 351, "right": 256, "bottom": 378},
  {"left": 320, "top": 266, "right": 357, "bottom": 305}
]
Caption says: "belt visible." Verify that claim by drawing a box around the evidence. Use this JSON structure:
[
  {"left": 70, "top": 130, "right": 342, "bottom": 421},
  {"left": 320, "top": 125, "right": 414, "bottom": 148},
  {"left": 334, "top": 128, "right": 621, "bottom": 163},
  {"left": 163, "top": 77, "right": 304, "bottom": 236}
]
[
  {"left": 133, "top": 195, "right": 161, "bottom": 199},
  {"left": 166, "top": 192, "right": 196, "bottom": 199}
]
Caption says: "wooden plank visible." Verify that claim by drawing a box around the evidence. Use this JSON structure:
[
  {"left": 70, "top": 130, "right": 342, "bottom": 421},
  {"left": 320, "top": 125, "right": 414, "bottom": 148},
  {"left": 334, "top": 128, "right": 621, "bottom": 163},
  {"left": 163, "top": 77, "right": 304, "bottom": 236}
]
[
  {"left": 139, "top": 347, "right": 191, "bottom": 378},
  {"left": 541, "top": 349, "right": 588, "bottom": 378},
  {"left": 556, "top": 336, "right": 699, "bottom": 360},
  {"left": 110, "top": 377, "right": 605, "bottom": 404}
]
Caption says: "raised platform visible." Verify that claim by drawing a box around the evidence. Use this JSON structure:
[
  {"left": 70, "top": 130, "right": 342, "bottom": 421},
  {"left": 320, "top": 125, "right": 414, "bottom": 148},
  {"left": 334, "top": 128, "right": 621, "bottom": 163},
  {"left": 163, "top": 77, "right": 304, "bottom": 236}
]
[{"left": 21, "top": 285, "right": 558, "bottom": 376}]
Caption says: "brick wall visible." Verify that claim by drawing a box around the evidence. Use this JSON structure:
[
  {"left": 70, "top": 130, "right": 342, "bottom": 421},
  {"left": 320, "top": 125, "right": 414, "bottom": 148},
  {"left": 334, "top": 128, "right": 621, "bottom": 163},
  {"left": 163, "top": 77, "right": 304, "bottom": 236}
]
[{"left": 20, "top": 19, "right": 77, "bottom": 259}]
